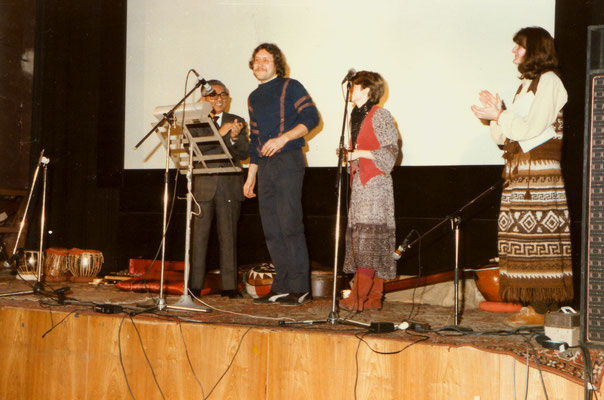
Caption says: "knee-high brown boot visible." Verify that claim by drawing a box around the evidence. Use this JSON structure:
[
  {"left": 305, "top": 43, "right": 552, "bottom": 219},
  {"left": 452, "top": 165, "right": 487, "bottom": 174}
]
[
  {"left": 339, "top": 272, "right": 374, "bottom": 311},
  {"left": 363, "top": 275, "right": 384, "bottom": 310}
]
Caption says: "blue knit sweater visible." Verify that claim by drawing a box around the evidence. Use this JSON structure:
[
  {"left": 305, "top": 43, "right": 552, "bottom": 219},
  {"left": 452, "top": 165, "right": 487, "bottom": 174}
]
[{"left": 248, "top": 77, "right": 319, "bottom": 164}]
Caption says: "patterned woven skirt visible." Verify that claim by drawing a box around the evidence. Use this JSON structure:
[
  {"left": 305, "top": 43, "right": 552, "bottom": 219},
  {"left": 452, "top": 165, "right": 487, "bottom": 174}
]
[{"left": 498, "top": 159, "right": 573, "bottom": 304}]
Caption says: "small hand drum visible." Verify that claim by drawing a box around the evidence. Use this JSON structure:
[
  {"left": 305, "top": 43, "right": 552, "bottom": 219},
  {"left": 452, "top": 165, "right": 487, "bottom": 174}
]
[
  {"left": 17, "top": 250, "right": 42, "bottom": 281},
  {"left": 244, "top": 263, "right": 275, "bottom": 298},
  {"left": 44, "top": 248, "right": 70, "bottom": 282},
  {"left": 67, "top": 249, "right": 103, "bottom": 282}
]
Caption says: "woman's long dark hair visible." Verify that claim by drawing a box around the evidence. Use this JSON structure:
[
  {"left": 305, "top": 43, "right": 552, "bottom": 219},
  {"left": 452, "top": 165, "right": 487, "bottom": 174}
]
[{"left": 513, "top": 27, "right": 559, "bottom": 79}]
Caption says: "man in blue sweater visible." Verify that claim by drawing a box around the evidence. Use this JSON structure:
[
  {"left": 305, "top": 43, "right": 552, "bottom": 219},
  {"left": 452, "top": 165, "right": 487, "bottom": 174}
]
[{"left": 243, "top": 43, "right": 320, "bottom": 306}]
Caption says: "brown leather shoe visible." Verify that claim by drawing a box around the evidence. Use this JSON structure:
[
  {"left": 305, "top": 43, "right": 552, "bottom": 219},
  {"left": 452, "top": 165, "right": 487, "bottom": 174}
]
[{"left": 505, "top": 306, "right": 545, "bottom": 326}]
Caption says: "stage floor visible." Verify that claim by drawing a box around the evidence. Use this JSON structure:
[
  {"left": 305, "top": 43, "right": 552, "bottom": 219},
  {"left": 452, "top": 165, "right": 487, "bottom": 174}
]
[{"left": 0, "top": 269, "right": 599, "bottom": 400}]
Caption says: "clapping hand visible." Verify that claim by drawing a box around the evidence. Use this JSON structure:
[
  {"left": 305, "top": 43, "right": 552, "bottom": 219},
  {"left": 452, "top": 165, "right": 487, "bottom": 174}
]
[
  {"left": 471, "top": 90, "right": 503, "bottom": 121},
  {"left": 219, "top": 119, "right": 244, "bottom": 138}
]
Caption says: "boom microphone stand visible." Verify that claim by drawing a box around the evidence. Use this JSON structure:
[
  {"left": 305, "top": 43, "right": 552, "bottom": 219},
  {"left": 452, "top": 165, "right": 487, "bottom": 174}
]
[
  {"left": 393, "top": 179, "right": 503, "bottom": 326},
  {"left": 0, "top": 151, "right": 51, "bottom": 297},
  {"left": 134, "top": 75, "right": 211, "bottom": 313}
]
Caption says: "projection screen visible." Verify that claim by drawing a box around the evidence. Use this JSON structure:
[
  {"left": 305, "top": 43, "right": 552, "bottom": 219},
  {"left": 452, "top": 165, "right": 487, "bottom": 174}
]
[{"left": 124, "top": 0, "right": 555, "bottom": 168}]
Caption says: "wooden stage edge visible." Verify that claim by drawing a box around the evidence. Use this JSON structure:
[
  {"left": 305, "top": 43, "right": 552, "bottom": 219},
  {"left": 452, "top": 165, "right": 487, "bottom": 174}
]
[{"left": 0, "top": 305, "right": 596, "bottom": 400}]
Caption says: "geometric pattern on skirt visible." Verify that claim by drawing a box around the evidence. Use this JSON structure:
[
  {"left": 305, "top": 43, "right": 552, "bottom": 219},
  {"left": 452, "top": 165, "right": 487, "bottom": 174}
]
[{"left": 498, "top": 172, "right": 573, "bottom": 304}]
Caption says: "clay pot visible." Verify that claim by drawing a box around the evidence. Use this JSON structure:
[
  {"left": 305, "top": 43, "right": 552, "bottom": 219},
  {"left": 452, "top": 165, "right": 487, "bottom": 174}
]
[{"left": 474, "top": 266, "right": 501, "bottom": 302}]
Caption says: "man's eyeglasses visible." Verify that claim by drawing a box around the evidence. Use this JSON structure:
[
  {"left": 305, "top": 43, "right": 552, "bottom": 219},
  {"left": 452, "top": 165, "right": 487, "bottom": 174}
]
[{"left": 206, "top": 92, "right": 229, "bottom": 99}]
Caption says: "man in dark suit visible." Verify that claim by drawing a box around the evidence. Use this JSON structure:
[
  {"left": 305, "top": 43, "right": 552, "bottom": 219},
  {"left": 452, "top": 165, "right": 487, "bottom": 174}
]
[{"left": 190, "top": 79, "right": 249, "bottom": 298}]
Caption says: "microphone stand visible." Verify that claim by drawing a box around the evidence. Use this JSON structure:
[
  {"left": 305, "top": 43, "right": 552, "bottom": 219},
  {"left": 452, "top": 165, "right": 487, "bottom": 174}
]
[
  {"left": 394, "top": 179, "right": 503, "bottom": 326},
  {"left": 280, "top": 79, "right": 366, "bottom": 329},
  {"left": 0, "top": 151, "right": 59, "bottom": 298},
  {"left": 134, "top": 76, "right": 211, "bottom": 313},
  {"left": 134, "top": 77, "right": 208, "bottom": 151}
]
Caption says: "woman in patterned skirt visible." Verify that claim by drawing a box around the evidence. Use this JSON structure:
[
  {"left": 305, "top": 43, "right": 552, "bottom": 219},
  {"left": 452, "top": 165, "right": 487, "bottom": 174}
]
[
  {"left": 471, "top": 27, "right": 573, "bottom": 325},
  {"left": 339, "top": 71, "right": 399, "bottom": 312}
]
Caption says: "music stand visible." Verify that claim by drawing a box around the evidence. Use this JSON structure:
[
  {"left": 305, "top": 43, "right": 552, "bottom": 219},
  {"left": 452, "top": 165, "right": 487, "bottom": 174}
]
[{"left": 137, "top": 100, "right": 241, "bottom": 313}]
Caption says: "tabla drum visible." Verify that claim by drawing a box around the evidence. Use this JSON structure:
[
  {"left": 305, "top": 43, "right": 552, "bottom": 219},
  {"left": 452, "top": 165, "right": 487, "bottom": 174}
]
[
  {"left": 44, "top": 248, "right": 69, "bottom": 282},
  {"left": 17, "top": 250, "right": 42, "bottom": 281},
  {"left": 67, "top": 249, "right": 103, "bottom": 283},
  {"left": 244, "top": 263, "right": 275, "bottom": 298}
]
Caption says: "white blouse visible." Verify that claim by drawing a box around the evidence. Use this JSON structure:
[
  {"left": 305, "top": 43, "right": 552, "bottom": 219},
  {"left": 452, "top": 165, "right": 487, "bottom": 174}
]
[{"left": 490, "top": 71, "right": 567, "bottom": 152}]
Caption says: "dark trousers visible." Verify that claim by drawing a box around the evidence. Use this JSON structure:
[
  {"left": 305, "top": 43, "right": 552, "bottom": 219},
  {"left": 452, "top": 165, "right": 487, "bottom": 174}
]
[
  {"left": 190, "top": 178, "right": 241, "bottom": 291},
  {"left": 257, "top": 149, "right": 310, "bottom": 293}
]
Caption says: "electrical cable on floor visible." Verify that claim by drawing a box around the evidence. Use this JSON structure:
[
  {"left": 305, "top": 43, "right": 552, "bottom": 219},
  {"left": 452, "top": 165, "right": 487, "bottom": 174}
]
[
  {"left": 9, "top": 268, "right": 71, "bottom": 305},
  {"left": 175, "top": 315, "right": 315, "bottom": 331},
  {"left": 574, "top": 344, "right": 598, "bottom": 399},
  {"left": 354, "top": 329, "right": 429, "bottom": 355},
  {"left": 141, "top": 69, "right": 200, "bottom": 300},
  {"left": 118, "top": 314, "right": 136, "bottom": 400},
  {"left": 351, "top": 326, "right": 431, "bottom": 400},
  {"left": 404, "top": 229, "right": 423, "bottom": 322},
  {"left": 414, "top": 325, "right": 541, "bottom": 337},
  {"left": 353, "top": 330, "right": 367, "bottom": 400},
  {"left": 38, "top": 300, "right": 58, "bottom": 329},
  {"left": 39, "top": 307, "right": 85, "bottom": 338},
  {"left": 140, "top": 161, "right": 180, "bottom": 300},
  {"left": 177, "top": 319, "right": 205, "bottom": 399},
  {"left": 188, "top": 289, "right": 296, "bottom": 322},
  {"left": 204, "top": 327, "right": 252, "bottom": 400},
  {"left": 525, "top": 336, "right": 549, "bottom": 400},
  {"left": 128, "top": 314, "right": 166, "bottom": 400}
]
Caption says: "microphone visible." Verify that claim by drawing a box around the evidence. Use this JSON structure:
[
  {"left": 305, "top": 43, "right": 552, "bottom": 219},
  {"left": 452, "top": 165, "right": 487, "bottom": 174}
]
[
  {"left": 191, "top": 69, "right": 214, "bottom": 95},
  {"left": 37, "top": 150, "right": 49, "bottom": 165},
  {"left": 341, "top": 68, "right": 357, "bottom": 83},
  {"left": 393, "top": 230, "right": 414, "bottom": 260}
]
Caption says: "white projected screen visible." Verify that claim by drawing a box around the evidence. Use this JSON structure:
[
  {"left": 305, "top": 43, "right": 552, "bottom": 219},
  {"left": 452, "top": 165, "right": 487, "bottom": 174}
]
[{"left": 124, "top": 0, "right": 555, "bottom": 168}]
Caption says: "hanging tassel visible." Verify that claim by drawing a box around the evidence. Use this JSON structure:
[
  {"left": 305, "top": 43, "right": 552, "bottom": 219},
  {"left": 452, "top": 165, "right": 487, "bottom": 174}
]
[{"left": 524, "top": 190, "right": 532, "bottom": 200}]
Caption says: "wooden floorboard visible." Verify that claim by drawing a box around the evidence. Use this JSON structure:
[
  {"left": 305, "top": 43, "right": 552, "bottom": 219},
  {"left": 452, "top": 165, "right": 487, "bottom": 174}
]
[{"left": 0, "top": 305, "right": 594, "bottom": 400}]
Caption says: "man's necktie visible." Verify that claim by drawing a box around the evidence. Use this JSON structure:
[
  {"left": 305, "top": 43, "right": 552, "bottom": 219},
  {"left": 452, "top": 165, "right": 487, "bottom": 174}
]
[{"left": 211, "top": 115, "right": 220, "bottom": 129}]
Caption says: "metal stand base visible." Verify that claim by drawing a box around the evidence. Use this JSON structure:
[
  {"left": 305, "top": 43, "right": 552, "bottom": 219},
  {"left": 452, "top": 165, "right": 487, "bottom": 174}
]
[
  {"left": 170, "top": 294, "right": 211, "bottom": 312},
  {"left": 279, "top": 79, "right": 366, "bottom": 329},
  {"left": 0, "top": 289, "right": 37, "bottom": 298},
  {"left": 0, "top": 280, "right": 44, "bottom": 298},
  {"left": 136, "top": 294, "right": 211, "bottom": 313},
  {"left": 280, "top": 311, "right": 370, "bottom": 329}
]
